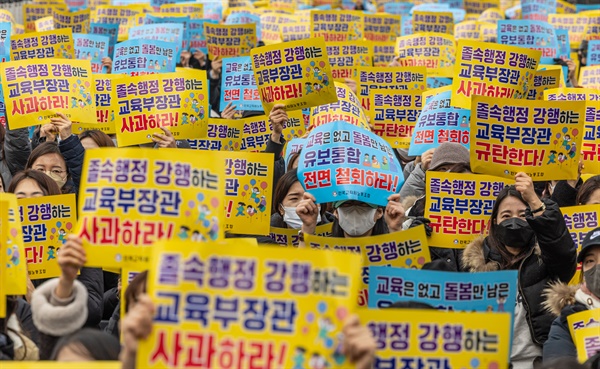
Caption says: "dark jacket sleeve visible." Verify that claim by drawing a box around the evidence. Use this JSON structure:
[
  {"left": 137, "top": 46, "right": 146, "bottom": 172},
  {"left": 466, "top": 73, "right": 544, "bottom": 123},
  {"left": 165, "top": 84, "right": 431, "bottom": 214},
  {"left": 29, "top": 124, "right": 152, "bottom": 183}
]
[
  {"left": 550, "top": 180, "right": 581, "bottom": 208},
  {"left": 3, "top": 127, "right": 31, "bottom": 176},
  {"left": 59, "top": 135, "right": 85, "bottom": 196},
  {"left": 208, "top": 63, "right": 222, "bottom": 114},
  {"left": 77, "top": 267, "right": 104, "bottom": 328},
  {"left": 103, "top": 287, "right": 119, "bottom": 320},
  {"left": 104, "top": 302, "right": 121, "bottom": 339},
  {"left": 527, "top": 198, "right": 577, "bottom": 283},
  {"left": 15, "top": 298, "right": 40, "bottom": 346},
  {"left": 265, "top": 137, "right": 286, "bottom": 196},
  {"left": 542, "top": 315, "right": 578, "bottom": 361}
]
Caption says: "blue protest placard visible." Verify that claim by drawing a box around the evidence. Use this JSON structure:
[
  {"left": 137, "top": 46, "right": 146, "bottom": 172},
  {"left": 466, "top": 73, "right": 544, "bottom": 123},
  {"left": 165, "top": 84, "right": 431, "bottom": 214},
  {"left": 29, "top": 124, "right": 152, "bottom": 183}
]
[
  {"left": 112, "top": 39, "right": 177, "bottom": 76},
  {"left": 589, "top": 40, "right": 600, "bottom": 67},
  {"left": 297, "top": 121, "right": 404, "bottom": 207},
  {"left": 129, "top": 23, "right": 184, "bottom": 60},
  {"left": 408, "top": 89, "right": 470, "bottom": 156},
  {"left": 200, "top": 0, "right": 223, "bottom": 21},
  {"left": 556, "top": 28, "right": 570, "bottom": 60},
  {"left": 522, "top": 0, "right": 556, "bottom": 22},
  {"left": 187, "top": 19, "right": 218, "bottom": 54},
  {"left": 220, "top": 56, "right": 261, "bottom": 111},
  {"left": 383, "top": 2, "right": 413, "bottom": 15},
  {"left": 74, "top": 33, "right": 109, "bottom": 74},
  {"left": 226, "top": 12, "right": 262, "bottom": 40},
  {"left": 497, "top": 20, "right": 559, "bottom": 61},
  {"left": 89, "top": 22, "right": 119, "bottom": 57},
  {"left": 368, "top": 266, "right": 518, "bottom": 315},
  {"left": 426, "top": 77, "right": 452, "bottom": 89}
]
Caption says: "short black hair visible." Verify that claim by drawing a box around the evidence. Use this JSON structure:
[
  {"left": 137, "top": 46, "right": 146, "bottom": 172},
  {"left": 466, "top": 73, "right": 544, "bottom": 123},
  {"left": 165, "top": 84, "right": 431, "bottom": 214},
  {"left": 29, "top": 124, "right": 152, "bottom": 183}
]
[{"left": 50, "top": 328, "right": 120, "bottom": 360}]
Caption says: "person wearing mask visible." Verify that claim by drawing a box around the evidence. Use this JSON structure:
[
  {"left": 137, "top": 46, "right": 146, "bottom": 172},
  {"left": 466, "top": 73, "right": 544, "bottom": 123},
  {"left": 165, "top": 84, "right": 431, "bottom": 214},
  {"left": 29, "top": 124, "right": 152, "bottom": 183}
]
[
  {"left": 78, "top": 129, "right": 115, "bottom": 150},
  {"left": 8, "top": 170, "right": 62, "bottom": 199},
  {"left": 542, "top": 227, "right": 600, "bottom": 362},
  {"left": 462, "top": 173, "right": 576, "bottom": 368},
  {"left": 399, "top": 142, "right": 470, "bottom": 199}
]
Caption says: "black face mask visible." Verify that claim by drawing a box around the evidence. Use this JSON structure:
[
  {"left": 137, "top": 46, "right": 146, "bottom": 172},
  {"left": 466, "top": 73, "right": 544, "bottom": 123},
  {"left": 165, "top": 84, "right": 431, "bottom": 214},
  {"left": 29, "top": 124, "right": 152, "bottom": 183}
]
[
  {"left": 495, "top": 218, "right": 535, "bottom": 249},
  {"left": 585, "top": 265, "right": 600, "bottom": 297}
]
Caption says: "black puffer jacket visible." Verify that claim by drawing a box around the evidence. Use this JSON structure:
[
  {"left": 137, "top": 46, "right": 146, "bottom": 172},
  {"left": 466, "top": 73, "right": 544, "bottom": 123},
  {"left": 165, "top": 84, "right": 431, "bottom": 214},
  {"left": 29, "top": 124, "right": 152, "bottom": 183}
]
[{"left": 462, "top": 198, "right": 576, "bottom": 344}]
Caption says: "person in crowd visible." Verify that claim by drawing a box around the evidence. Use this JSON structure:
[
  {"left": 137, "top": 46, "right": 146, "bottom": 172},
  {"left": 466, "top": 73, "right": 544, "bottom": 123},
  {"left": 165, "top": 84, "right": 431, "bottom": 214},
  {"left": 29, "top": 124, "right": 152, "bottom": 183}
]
[
  {"left": 462, "top": 172, "right": 576, "bottom": 368},
  {"left": 0, "top": 296, "right": 39, "bottom": 361},
  {"left": 78, "top": 130, "right": 115, "bottom": 150},
  {"left": 104, "top": 271, "right": 148, "bottom": 339},
  {"left": 576, "top": 175, "right": 600, "bottom": 205},
  {"left": 8, "top": 170, "right": 62, "bottom": 199},
  {"left": 271, "top": 168, "right": 332, "bottom": 229},
  {"left": 542, "top": 227, "right": 600, "bottom": 362},
  {"left": 0, "top": 122, "right": 31, "bottom": 191},
  {"left": 50, "top": 329, "right": 120, "bottom": 361}
]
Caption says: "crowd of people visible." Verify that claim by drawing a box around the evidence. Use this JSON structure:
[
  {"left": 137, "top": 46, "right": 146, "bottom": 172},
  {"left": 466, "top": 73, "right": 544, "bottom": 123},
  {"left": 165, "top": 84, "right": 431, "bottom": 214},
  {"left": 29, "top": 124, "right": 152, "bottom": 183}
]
[{"left": 0, "top": 0, "right": 599, "bottom": 368}]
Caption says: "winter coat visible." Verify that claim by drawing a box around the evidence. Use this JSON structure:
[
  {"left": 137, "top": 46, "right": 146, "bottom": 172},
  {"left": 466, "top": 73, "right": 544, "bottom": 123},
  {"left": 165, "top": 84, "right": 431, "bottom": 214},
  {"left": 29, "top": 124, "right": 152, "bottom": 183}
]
[
  {"left": 0, "top": 127, "right": 31, "bottom": 188},
  {"left": 399, "top": 163, "right": 426, "bottom": 199},
  {"left": 461, "top": 199, "right": 576, "bottom": 345}
]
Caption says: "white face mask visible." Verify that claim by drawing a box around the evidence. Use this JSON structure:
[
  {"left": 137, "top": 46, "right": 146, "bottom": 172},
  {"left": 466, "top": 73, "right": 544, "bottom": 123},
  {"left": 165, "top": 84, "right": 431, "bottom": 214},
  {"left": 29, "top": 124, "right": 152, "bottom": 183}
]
[
  {"left": 337, "top": 205, "right": 377, "bottom": 237},
  {"left": 281, "top": 205, "right": 321, "bottom": 230}
]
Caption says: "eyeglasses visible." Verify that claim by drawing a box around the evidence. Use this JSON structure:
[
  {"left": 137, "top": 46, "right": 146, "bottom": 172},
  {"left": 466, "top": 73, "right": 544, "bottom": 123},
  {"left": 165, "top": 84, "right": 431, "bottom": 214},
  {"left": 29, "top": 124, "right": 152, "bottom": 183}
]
[{"left": 36, "top": 168, "right": 66, "bottom": 176}]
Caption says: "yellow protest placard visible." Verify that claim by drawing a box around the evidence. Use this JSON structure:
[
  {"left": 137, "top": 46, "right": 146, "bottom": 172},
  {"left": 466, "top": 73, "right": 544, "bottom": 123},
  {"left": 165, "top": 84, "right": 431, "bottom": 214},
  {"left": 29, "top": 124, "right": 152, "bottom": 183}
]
[
  {"left": 0, "top": 201, "right": 8, "bottom": 318},
  {"left": 359, "top": 309, "right": 511, "bottom": 368},
  {"left": 527, "top": 68, "right": 562, "bottom": 100},
  {"left": 568, "top": 309, "right": 600, "bottom": 343},
  {"left": 0, "top": 363, "right": 121, "bottom": 369},
  {"left": 187, "top": 118, "right": 242, "bottom": 151},
  {"left": 549, "top": 14, "right": 588, "bottom": 49},
  {"left": 10, "top": 28, "right": 74, "bottom": 60},
  {"left": 0, "top": 193, "right": 27, "bottom": 295},
  {"left": 464, "top": 0, "right": 500, "bottom": 14},
  {"left": 77, "top": 148, "right": 225, "bottom": 269},
  {"left": 223, "top": 152, "right": 273, "bottom": 235},
  {"left": 451, "top": 40, "right": 541, "bottom": 110},
  {"left": 479, "top": 8, "right": 504, "bottom": 23},
  {"left": 0, "top": 9, "right": 15, "bottom": 25},
  {"left": 470, "top": 96, "right": 586, "bottom": 181},
  {"left": 280, "top": 15, "right": 310, "bottom": 42},
  {"left": 111, "top": 70, "right": 208, "bottom": 147},
  {"left": 364, "top": 13, "right": 401, "bottom": 42},
  {"left": 425, "top": 171, "right": 512, "bottom": 248},
  {"left": 305, "top": 226, "right": 430, "bottom": 307},
  {"left": 454, "top": 21, "right": 483, "bottom": 41},
  {"left": 413, "top": 11, "right": 454, "bottom": 35},
  {"left": 136, "top": 238, "right": 361, "bottom": 368},
  {"left": 18, "top": 194, "right": 77, "bottom": 280},
  {"left": 259, "top": 12, "right": 284, "bottom": 45},
  {"left": 159, "top": 3, "right": 204, "bottom": 18},
  {"left": 538, "top": 64, "right": 566, "bottom": 88},
  {"left": 53, "top": 8, "right": 90, "bottom": 33},
  {"left": 35, "top": 16, "right": 54, "bottom": 32},
  {"left": 396, "top": 33, "right": 456, "bottom": 78},
  {"left": 251, "top": 37, "right": 337, "bottom": 112},
  {"left": 204, "top": 23, "right": 256, "bottom": 59},
  {"left": 557, "top": 0, "right": 577, "bottom": 14},
  {"left": 326, "top": 41, "right": 373, "bottom": 82},
  {"left": 24, "top": 4, "right": 55, "bottom": 33},
  {"left": 584, "top": 13, "right": 600, "bottom": 42},
  {"left": 574, "top": 326, "right": 600, "bottom": 362},
  {"left": 269, "top": 0, "right": 296, "bottom": 14},
  {"left": 545, "top": 87, "right": 600, "bottom": 102},
  {"left": 269, "top": 223, "right": 333, "bottom": 247},
  {"left": 367, "top": 89, "right": 423, "bottom": 149},
  {"left": 373, "top": 41, "right": 396, "bottom": 67},
  {"left": 310, "top": 10, "right": 364, "bottom": 42},
  {"left": 73, "top": 74, "right": 119, "bottom": 135},
  {"left": 92, "top": 5, "right": 145, "bottom": 42},
  {"left": 480, "top": 22, "right": 497, "bottom": 42},
  {"left": 310, "top": 81, "right": 369, "bottom": 131},
  {"left": 356, "top": 66, "right": 427, "bottom": 111},
  {"left": 580, "top": 66, "right": 600, "bottom": 89},
  {"left": 0, "top": 59, "right": 95, "bottom": 129},
  {"left": 561, "top": 205, "right": 600, "bottom": 285}
]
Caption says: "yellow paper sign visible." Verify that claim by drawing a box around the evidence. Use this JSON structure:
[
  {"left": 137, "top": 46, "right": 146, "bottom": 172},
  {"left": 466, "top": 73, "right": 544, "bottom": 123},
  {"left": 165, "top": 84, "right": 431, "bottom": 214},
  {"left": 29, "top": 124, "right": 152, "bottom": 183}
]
[
  {"left": 0, "top": 59, "right": 95, "bottom": 129},
  {"left": 53, "top": 8, "right": 90, "bottom": 33},
  {"left": 18, "top": 194, "right": 77, "bottom": 280},
  {"left": 557, "top": 0, "right": 577, "bottom": 14},
  {"left": 305, "top": 226, "right": 430, "bottom": 307},
  {"left": 464, "top": 0, "right": 500, "bottom": 14},
  {"left": 356, "top": 66, "right": 427, "bottom": 111},
  {"left": 136, "top": 238, "right": 362, "bottom": 368},
  {"left": 310, "top": 81, "right": 369, "bottom": 131},
  {"left": 237, "top": 111, "right": 305, "bottom": 152},
  {"left": 111, "top": 70, "right": 208, "bottom": 147},
  {"left": 74, "top": 74, "right": 119, "bottom": 135},
  {"left": 223, "top": 152, "right": 274, "bottom": 235},
  {"left": 269, "top": 223, "right": 333, "bottom": 247},
  {"left": 187, "top": 118, "right": 243, "bottom": 151},
  {"left": 470, "top": 96, "right": 586, "bottom": 181},
  {"left": 160, "top": 3, "right": 204, "bottom": 18},
  {"left": 92, "top": 5, "right": 145, "bottom": 42},
  {"left": 269, "top": 0, "right": 296, "bottom": 14},
  {"left": 413, "top": 11, "right": 454, "bottom": 35},
  {"left": 24, "top": 4, "right": 56, "bottom": 33},
  {"left": 10, "top": 28, "right": 74, "bottom": 60},
  {"left": 396, "top": 33, "right": 456, "bottom": 78},
  {"left": 251, "top": 37, "right": 337, "bottom": 112},
  {"left": 368, "top": 89, "right": 423, "bottom": 149},
  {"left": 454, "top": 21, "right": 483, "bottom": 41},
  {"left": 451, "top": 40, "right": 541, "bottom": 109},
  {"left": 574, "top": 325, "right": 600, "bottom": 362},
  {"left": 204, "top": 23, "right": 256, "bottom": 59},
  {"left": 364, "top": 13, "right": 401, "bottom": 42},
  {"left": 310, "top": 10, "right": 364, "bottom": 42},
  {"left": 544, "top": 87, "right": 600, "bottom": 102},
  {"left": 0, "top": 363, "right": 121, "bottom": 369},
  {"left": 0, "top": 193, "right": 27, "bottom": 295},
  {"left": 580, "top": 66, "right": 600, "bottom": 89},
  {"left": 568, "top": 309, "right": 600, "bottom": 343},
  {"left": 326, "top": 41, "right": 373, "bottom": 81},
  {"left": 259, "top": 12, "right": 284, "bottom": 45},
  {"left": 77, "top": 148, "right": 225, "bottom": 269},
  {"left": 280, "top": 16, "right": 310, "bottom": 42},
  {"left": 480, "top": 22, "right": 497, "bottom": 42},
  {"left": 35, "top": 16, "right": 54, "bottom": 32},
  {"left": 373, "top": 41, "right": 396, "bottom": 67},
  {"left": 425, "top": 171, "right": 513, "bottom": 248},
  {"left": 561, "top": 205, "right": 600, "bottom": 285},
  {"left": 479, "top": 8, "right": 504, "bottom": 23},
  {"left": 0, "top": 201, "right": 7, "bottom": 318},
  {"left": 527, "top": 68, "right": 562, "bottom": 100},
  {"left": 359, "top": 309, "right": 511, "bottom": 368},
  {"left": 548, "top": 14, "right": 588, "bottom": 49}
]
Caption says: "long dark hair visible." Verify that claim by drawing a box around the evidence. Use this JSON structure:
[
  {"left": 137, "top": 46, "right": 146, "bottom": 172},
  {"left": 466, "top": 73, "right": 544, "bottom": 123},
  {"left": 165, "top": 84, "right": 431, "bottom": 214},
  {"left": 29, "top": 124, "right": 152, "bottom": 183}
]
[
  {"left": 50, "top": 328, "right": 120, "bottom": 360},
  {"left": 7, "top": 170, "right": 62, "bottom": 196},
  {"left": 577, "top": 175, "right": 600, "bottom": 205},
  {"left": 25, "top": 142, "right": 71, "bottom": 193},
  {"left": 331, "top": 206, "right": 389, "bottom": 237},
  {"left": 79, "top": 130, "right": 115, "bottom": 147},
  {"left": 124, "top": 271, "right": 148, "bottom": 313},
  {"left": 487, "top": 185, "right": 532, "bottom": 269},
  {"left": 273, "top": 168, "right": 300, "bottom": 214}
]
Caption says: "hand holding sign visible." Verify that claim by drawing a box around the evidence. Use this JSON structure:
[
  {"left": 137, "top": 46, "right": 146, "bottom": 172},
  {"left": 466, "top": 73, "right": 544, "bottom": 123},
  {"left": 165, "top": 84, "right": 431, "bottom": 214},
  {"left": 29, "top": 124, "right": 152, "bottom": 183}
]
[
  {"left": 296, "top": 192, "right": 319, "bottom": 235},
  {"left": 385, "top": 194, "right": 406, "bottom": 233}
]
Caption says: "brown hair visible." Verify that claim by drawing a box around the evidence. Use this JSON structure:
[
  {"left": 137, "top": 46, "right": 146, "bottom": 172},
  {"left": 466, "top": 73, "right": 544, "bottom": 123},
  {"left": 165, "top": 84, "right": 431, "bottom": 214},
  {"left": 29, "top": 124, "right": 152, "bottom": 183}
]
[
  {"left": 577, "top": 175, "right": 600, "bottom": 205},
  {"left": 124, "top": 270, "right": 148, "bottom": 313},
  {"left": 273, "top": 168, "right": 300, "bottom": 214},
  {"left": 79, "top": 130, "right": 115, "bottom": 148},
  {"left": 26, "top": 142, "right": 71, "bottom": 193},
  {"left": 286, "top": 150, "right": 302, "bottom": 172},
  {"left": 7, "top": 169, "right": 62, "bottom": 196}
]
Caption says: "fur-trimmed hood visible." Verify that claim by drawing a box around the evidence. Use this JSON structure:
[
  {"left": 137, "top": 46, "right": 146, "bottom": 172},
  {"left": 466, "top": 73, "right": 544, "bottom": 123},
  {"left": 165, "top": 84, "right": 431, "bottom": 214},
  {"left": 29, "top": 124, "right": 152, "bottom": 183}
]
[
  {"left": 542, "top": 281, "right": 579, "bottom": 317},
  {"left": 461, "top": 235, "right": 542, "bottom": 273}
]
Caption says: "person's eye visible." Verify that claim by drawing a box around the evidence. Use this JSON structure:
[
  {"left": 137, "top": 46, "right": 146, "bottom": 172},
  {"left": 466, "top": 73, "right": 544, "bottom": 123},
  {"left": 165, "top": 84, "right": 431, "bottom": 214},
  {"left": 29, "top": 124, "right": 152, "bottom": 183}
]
[
  {"left": 52, "top": 170, "right": 63, "bottom": 175},
  {"left": 35, "top": 168, "right": 45, "bottom": 172}
]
